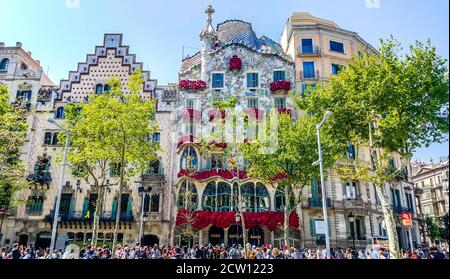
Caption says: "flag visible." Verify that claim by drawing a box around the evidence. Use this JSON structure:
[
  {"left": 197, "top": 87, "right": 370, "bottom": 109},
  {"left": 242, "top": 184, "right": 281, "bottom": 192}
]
[
  {"left": 229, "top": 153, "right": 236, "bottom": 168},
  {"left": 85, "top": 210, "right": 90, "bottom": 219}
]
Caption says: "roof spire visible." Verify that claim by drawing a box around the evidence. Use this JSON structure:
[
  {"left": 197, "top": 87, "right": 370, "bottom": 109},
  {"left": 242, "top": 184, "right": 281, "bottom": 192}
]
[{"left": 199, "top": 5, "right": 217, "bottom": 39}]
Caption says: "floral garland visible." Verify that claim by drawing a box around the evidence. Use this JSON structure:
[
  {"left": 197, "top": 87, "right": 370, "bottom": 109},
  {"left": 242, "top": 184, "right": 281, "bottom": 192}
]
[
  {"left": 269, "top": 80, "right": 291, "bottom": 92},
  {"left": 182, "top": 109, "right": 202, "bottom": 120},
  {"left": 176, "top": 208, "right": 300, "bottom": 231},
  {"left": 277, "top": 108, "right": 292, "bottom": 115},
  {"left": 179, "top": 79, "right": 207, "bottom": 91},
  {"left": 229, "top": 55, "right": 242, "bottom": 71},
  {"left": 177, "top": 135, "right": 197, "bottom": 148},
  {"left": 178, "top": 169, "right": 287, "bottom": 182}
]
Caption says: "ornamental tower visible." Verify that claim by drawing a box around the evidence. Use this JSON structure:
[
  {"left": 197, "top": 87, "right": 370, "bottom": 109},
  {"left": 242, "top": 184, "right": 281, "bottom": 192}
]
[{"left": 199, "top": 5, "right": 218, "bottom": 82}]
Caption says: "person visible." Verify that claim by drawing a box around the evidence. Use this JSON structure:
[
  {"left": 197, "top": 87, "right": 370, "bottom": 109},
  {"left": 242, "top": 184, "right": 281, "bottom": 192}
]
[
  {"left": 11, "top": 243, "right": 21, "bottom": 260},
  {"left": 22, "top": 248, "right": 32, "bottom": 259},
  {"left": 430, "top": 247, "right": 445, "bottom": 259}
]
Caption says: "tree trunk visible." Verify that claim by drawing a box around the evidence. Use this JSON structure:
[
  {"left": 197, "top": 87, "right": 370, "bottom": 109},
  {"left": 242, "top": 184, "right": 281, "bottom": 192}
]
[
  {"left": 376, "top": 184, "right": 400, "bottom": 259},
  {"left": 112, "top": 144, "right": 126, "bottom": 258},
  {"left": 91, "top": 185, "right": 105, "bottom": 246},
  {"left": 283, "top": 187, "right": 290, "bottom": 248}
]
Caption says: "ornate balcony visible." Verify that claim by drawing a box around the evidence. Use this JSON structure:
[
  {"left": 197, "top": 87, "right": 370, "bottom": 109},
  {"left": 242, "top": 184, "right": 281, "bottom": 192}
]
[
  {"left": 306, "top": 197, "right": 331, "bottom": 208},
  {"left": 300, "top": 70, "right": 320, "bottom": 80}
]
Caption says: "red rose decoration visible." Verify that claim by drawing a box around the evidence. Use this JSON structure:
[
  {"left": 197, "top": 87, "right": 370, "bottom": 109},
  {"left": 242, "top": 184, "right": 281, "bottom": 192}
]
[
  {"left": 269, "top": 80, "right": 291, "bottom": 92},
  {"left": 229, "top": 55, "right": 242, "bottom": 71},
  {"left": 179, "top": 79, "right": 207, "bottom": 91},
  {"left": 277, "top": 108, "right": 292, "bottom": 116}
]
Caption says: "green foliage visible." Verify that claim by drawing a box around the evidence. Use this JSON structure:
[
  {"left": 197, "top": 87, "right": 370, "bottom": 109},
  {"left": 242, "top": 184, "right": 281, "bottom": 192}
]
[
  {"left": 439, "top": 213, "right": 449, "bottom": 242},
  {"left": 0, "top": 84, "right": 29, "bottom": 208},
  {"left": 211, "top": 97, "right": 237, "bottom": 112},
  {"left": 426, "top": 217, "right": 442, "bottom": 242}
]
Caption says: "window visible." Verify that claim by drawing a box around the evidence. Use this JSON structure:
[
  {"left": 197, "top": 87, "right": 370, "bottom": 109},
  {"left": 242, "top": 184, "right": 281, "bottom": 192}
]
[
  {"left": 120, "top": 194, "right": 130, "bottom": 214},
  {"left": 104, "top": 84, "right": 111, "bottom": 93},
  {"left": 95, "top": 84, "right": 103, "bottom": 94},
  {"left": 246, "top": 72, "right": 259, "bottom": 88},
  {"left": 345, "top": 182, "right": 357, "bottom": 200},
  {"left": 0, "top": 58, "right": 9, "bottom": 71},
  {"left": 406, "top": 193, "right": 414, "bottom": 212},
  {"left": 347, "top": 144, "right": 356, "bottom": 160},
  {"left": 210, "top": 153, "right": 224, "bottom": 169},
  {"left": 16, "top": 90, "right": 32, "bottom": 102},
  {"left": 301, "top": 83, "right": 316, "bottom": 96},
  {"left": 247, "top": 98, "right": 258, "bottom": 109},
  {"left": 151, "top": 194, "right": 160, "bottom": 212},
  {"left": 145, "top": 160, "right": 161, "bottom": 175},
  {"left": 301, "top": 39, "right": 313, "bottom": 53},
  {"left": 26, "top": 191, "right": 44, "bottom": 213},
  {"left": 180, "top": 146, "right": 198, "bottom": 170},
  {"left": 110, "top": 163, "right": 122, "bottom": 176},
  {"left": 241, "top": 182, "right": 270, "bottom": 212},
  {"left": 44, "top": 132, "right": 59, "bottom": 145},
  {"left": 178, "top": 181, "right": 198, "bottom": 210},
  {"left": 274, "top": 97, "right": 286, "bottom": 109},
  {"left": 373, "top": 185, "right": 380, "bottom": 204},
  {"left": 275, "top": 186, "right": 295, "bottom": 212},
  {"left": 331, "top": 63, "right": 343, "bottom": 75},
  {"left": 211, "top": 73, "right": 224, "bottom": 88},
  {"left": 302, "top": 62, "right": 315, "bottom": 78},
  {"left": 330, "top": 41, "right": 344, "bottom": 53},
  {"left": 55, "top": 107, "right": 65, "bottom": 119},
  {"left": 186, "top": 99, "right": 195, "bottom": 109},
  {"left": 273, "top": 70, "right": 285, "bottom": 81},
  {"left": 378, "top": 220, "right": 387, "bottom": 237},
  {"left": 152, "top": 133, "right": 161, "bottom": 143}
]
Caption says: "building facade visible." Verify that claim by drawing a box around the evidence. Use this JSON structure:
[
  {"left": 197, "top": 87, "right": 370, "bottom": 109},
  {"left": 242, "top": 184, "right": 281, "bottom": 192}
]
[
  {"left": 0, "top": 8, "right": 424, "bottom": 251},
  {"left": 280, "top": 13, "right": 421, "bottom": 249},
  {"left": 412, "top": 159, "right": 449, "bottom": 221}
]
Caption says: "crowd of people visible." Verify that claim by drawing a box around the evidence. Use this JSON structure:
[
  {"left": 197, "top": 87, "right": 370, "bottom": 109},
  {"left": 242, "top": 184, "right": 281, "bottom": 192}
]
[{"left": 0, "top": 242, "right": 448, "bottom": 260}]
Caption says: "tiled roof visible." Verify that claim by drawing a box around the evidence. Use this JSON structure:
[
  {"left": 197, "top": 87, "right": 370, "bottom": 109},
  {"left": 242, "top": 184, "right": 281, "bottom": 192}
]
[{"left": 180, "top": 51, "right": 201, "bottom": 75}]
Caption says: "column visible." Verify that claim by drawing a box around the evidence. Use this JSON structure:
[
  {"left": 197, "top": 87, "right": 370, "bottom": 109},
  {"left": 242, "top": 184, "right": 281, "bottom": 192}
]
[{"left": 224, "top": 228, "right": 229, "bottom": 246}]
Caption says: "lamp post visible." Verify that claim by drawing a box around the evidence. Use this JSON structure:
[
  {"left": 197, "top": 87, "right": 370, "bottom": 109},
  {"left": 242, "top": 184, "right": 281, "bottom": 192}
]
[
  {"left": 47, "top": 118, "right": 70, "bottom": 252},
  {"left": 138, "top": 186, "right": 152, "bottom": 246},
  {"left": 313, "top": 111, "right": 332, "bottom": 259},
  {"left": 235, "top": 212, "right": 241, "bottom": 247},
  {"left": 348, "top": 212, "right": 356, "bottom": 249}
]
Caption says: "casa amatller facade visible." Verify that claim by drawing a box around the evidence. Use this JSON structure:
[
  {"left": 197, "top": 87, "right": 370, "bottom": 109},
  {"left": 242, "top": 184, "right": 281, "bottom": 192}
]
[{"left": 0, "top": 6, "right": 422, "bottom": 250}]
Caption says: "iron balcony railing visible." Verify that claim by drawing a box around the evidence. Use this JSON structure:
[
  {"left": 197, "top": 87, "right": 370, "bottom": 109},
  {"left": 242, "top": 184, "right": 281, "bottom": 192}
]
[
  {"left": 300, "top": 70, "right": 320, "bottom": 80},
  {"left": 298, "top": 46, "right": 321, "bottom": 56},
  {"left": 308, "top": 197, "right": 331, "bottom": 208},
  {"left": 46, "top": 210, "right": 134, "bottom": 222}
]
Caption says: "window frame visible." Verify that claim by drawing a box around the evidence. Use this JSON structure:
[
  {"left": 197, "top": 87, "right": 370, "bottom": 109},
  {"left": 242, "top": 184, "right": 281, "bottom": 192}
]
[
  {"left": 300, "top": 38, "right": 314, "bottom": 54},
  {"left": 272, "top": 70, "right": 286, "bottom": 82},
  {"left": 0, "top": 58, "right": 10, "bottom": 71},
  {"left": 329, "top": 40, "right": 345, "bottom": 54},
  {"left": 274, "top": 97, "right": 286, "bottom": 109},
  {"left": 246, "top": 71, "right": 260, "bottom": 89},
  {"left": 211, "top": 71, "right": 225, "bottom": 89},
  {"left": 302, "top": 61, "right": 316, "bottom": 78},
  {"left": 247, "top": 98, "right": 259, "bottom": 109},
  {"left": 331, "top": 63, "right": 344, "bottom": 75}
]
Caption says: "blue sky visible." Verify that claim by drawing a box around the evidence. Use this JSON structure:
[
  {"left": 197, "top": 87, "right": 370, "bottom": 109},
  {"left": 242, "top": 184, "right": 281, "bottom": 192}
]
[{"left": 1, "top": 0, "right": 448, "bottom": 162}]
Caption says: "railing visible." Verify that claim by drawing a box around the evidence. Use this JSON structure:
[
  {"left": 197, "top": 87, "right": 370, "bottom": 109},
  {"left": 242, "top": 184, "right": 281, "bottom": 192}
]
[
  {"left": 298, "top": 46, "right": 320, "bottom": 56},
  {"left": 26, "top": 203, "right": 44, "bottom": 214},
  {"left": 308, "top": 197, "right": 331, "bottom": 208},
  {"left": 300, "top": 71, "right": 320, "bottom": 80},
  {"left": 391, "top": 205, "right": 414, "bottom": 214},
  {"left": 46, "top": 210, "right": 134, "bottom": 222},
  {"left": 141, "top": 173, "right": 165, "bottom": 182},
  {"left": 14, "top": 69, "right": 42, "bottom": 79}
]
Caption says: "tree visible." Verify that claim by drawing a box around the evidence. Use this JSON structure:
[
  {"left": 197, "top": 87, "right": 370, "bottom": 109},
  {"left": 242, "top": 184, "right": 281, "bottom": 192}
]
[
  {"left": 0, "top": 84, "right": 29, "bottom": 236},
  {"left": 240, "top": 112, "right": 341, "bottom": 248},
  {"left": 296, "top": 37, "right": 449, "bottom": 258},
  {"left": 439, "top": 213, "right": 449, "bottom": 242},
  {"left": 61, "top": 69, "right": 159, "bottom": 247},
  {"left": 425, "top": 217, "right": 441, "bottom": 244}
]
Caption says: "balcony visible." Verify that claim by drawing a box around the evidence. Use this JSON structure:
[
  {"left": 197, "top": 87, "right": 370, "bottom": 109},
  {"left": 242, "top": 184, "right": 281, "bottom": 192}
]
[
  {"left": 391, "top": 205, "right": 414, "bottom": 215},
  {"left": 14, "top": 69, "right": 42, "bottom": 80},
  {"left": 298, "top": 46, "right": 321, "bottom": 56},
  {"left": 300, "top": 71, "right": 320, "bottom": 81},
  {"left": 307, "top": 197, "right": 331, "bottom": 208},
  {"left": 46, "top": 210, "right": 134, "bottom": 222},
  {"left": 141, "top": 173, "right": 165, "bottom": 182}
]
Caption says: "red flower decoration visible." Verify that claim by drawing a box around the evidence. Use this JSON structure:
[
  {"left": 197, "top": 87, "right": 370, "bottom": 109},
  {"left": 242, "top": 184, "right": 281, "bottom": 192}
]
[
  {"left": 179, "top": 79, "right": 207, "bottom": 91},
  {"left": 176, "top": 209, "right": 300, "bottom": 231},
  {"left": 269, "top": 80, "right": 291, "bottom": 92},
  {"left": 277, "top": 108, "right": 292, "bottom": 115},
  {"left": 229, "top": 55, "right": 242, "bottom": 71},
  {"left": 177, "top": 135, "right": 197, "bottom": 148}
]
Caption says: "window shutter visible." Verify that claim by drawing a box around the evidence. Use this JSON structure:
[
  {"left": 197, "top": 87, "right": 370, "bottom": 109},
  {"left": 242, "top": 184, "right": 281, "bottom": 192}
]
[
  {"left": 68, "top": 197, "right": 76, "bottom": 219},
  {"left": 311, "top": 179, "right": 319, "bottom": 199},
  {"left": 247, "top": 73, "right": 252, "bottom": 87},
  {"left": 127, "top": 197, "right": 133, "bottom": 214},
  {"left": 82, "top": 198, "right": 89, "bottom": 219},
  {"left": 310, "top": 218, "right": 316, "bottom": 236},
  {"left": 44, "top": 132, "right": 52, "bottom": 145},
  {"left": 111, "top": 197, "right": 118, "bottom": 220}
]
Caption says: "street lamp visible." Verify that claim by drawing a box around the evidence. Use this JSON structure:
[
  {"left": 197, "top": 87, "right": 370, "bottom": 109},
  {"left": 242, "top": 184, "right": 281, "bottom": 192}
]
[
  {"left": 348, "top": 212, "right": 356, "bottom": 249},
  {"left": 235, "top": 213, "right": 242, "bottom": 247},
  {"left": 313, "top": 111, "right": 332, "bottom": 259},
  {"left": 47, "top": 118, "right": 70, "bottom": 252},
  {"left": 138, "top": 186, "right": 152, "bottom": 246}
]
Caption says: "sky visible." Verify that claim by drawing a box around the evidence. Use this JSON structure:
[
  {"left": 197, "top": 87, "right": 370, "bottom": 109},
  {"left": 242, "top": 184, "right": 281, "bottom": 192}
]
[{"left": 1, "top": 0, "right": 448, "bottom": 162}]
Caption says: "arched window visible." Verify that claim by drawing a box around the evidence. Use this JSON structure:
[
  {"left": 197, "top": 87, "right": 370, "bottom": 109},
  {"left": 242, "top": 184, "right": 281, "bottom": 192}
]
[
  {"left": 180, "top": 146, "right": 198, "bottom": 170},
  {"left": 217, "top": 182, "right": 231, "bottom": 212},
  {"left": 275, "top": 186, "right": 295, "bottom": 212},
  {"left": 241, "top": 183, "right": 255, "bottom": 212},
  {"left": 178, "top": 181, "right": 198, "bottom": 210},
  {"left": 55, "top": 107, "right": 65, "bottom": 119},
  {"left": 241, "top": 183, "right": 270, "bottom": 212},
  {"left": 255, "top": 183, "right": 270, "bottom": 212},
  {"left": 104, "top": 84, "right": 111, "bottom": 93},
  {"left": 95, "top": 84, "right": 103, "bottom": 94},
  {"left": 0, "top": 58, "right": 9, "bottom": 71},
  {"left": 203, "top": 182, "right": 217, "bottom": 212}
]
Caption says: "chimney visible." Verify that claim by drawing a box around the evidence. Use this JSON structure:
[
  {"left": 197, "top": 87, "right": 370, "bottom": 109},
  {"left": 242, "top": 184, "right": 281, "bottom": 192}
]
[
  {"left": 16, "top": 42, "right": 22, "bottom": 48},
  {"left": 0, "top": 42, "right": 4, "bottom": 48}
]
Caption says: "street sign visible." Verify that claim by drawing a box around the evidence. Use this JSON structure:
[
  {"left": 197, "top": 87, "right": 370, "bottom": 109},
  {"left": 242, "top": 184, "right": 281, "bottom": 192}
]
[{"left": 401, "top": 212, "right": 412, "bottom": 227}]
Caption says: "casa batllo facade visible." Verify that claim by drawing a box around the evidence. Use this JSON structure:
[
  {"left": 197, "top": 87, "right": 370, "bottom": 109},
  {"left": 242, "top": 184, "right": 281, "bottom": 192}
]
[{"left": 0, "top": 6, "right": 421, "bottom": 251}]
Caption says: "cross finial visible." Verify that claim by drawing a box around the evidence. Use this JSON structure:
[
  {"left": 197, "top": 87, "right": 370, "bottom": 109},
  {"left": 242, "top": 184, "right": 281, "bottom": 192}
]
[{"left": 205, "top": 5, "right": 215, "bottom": 21}]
